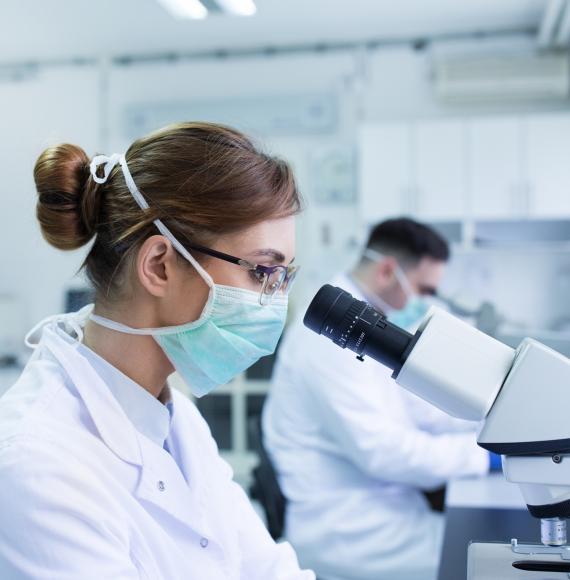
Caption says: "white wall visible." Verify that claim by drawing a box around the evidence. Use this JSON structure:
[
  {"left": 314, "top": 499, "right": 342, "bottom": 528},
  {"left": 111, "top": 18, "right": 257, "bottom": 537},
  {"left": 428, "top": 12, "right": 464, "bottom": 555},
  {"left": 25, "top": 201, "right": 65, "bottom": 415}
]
[
  {"left": 1, "top": 34, "right": 569, "bottom": 347},
  {"left": 442, "top": 247, "right": 570, "bottom": 331},
  {"left": 0, "top": 67, "right": 99, "bottom": 346}
]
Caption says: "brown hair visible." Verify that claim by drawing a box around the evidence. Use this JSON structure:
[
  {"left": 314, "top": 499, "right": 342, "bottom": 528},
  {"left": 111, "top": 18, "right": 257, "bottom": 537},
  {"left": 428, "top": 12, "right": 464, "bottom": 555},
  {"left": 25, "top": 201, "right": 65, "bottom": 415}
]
[{"left": 34, "top": 122, "right": 301, "bottom": 302}]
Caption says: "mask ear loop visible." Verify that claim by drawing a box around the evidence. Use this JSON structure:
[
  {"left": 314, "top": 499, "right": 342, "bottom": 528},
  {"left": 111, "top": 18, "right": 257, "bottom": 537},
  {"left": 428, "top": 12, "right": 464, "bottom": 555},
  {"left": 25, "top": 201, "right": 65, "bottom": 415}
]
[
  {"left": 363, "top": 248, "right": 416, "bottom": 300},
  {"left": 393, "top": 264, "right": 416, "bottom": 301},
  {"left": 87, "top": 152, "right": 216, "bottom": 328},
  {"left": 89, "top": 152, "right": 214, "bottom": 288},
  {"left": 363, "top": 248, "right": 384, "bottom": 262},
  {"left": 117, "top": 155, "right": 215, "bottom": 290}
]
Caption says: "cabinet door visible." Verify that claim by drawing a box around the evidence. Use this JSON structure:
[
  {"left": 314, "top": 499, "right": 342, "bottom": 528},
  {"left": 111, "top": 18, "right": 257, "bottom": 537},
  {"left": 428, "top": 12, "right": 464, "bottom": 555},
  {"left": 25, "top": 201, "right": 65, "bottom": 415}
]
[
  {"left": 358, "top": 123, "right": 413, "bottom": 223},
  {"left": 526, "top": 113, "right": 570, "bottom": 218},
  {"left": 467, "top": 117, "right": 523, "bottom": 218},
  {"left": 415, "top": 120, "right": 466, "bottom": 219}
]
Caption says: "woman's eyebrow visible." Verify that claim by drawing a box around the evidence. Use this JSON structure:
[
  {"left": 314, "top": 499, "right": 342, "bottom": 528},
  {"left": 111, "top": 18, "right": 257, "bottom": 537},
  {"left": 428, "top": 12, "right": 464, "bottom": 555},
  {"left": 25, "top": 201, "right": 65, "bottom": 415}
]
[{"left": 249, "top": 249, "right": 286, "bottom": 263}]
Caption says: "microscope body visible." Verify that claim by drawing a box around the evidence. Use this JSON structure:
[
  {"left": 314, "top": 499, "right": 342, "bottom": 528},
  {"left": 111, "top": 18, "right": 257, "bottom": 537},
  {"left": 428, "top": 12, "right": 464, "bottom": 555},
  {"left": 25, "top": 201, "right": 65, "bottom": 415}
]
[
  {"left": 303, "top": 286, "right": 570, "bottom": 576},
  {"left": 393, "top": 308, "right": 570, "bottom": 542},
  {"left": 481, "top": 338, "right": 570, "bottom": 528}
]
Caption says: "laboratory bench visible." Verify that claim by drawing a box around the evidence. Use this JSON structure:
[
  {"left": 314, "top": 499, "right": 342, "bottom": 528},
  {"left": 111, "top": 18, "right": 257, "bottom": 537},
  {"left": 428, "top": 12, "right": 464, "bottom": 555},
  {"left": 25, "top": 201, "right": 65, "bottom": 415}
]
[{"left": 438, "top": 474, "right": 538, "bottom": 580}]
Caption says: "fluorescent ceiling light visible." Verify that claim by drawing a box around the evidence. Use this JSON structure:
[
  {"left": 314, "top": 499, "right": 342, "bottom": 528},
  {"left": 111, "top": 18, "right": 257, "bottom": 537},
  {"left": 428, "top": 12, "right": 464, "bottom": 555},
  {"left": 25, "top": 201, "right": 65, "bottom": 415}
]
[
  {"left": 157, "top": 0, "right": 208, "bottom": 19},
  {"left": 215, "top": 0, "right": 257, "bottom": 17}
]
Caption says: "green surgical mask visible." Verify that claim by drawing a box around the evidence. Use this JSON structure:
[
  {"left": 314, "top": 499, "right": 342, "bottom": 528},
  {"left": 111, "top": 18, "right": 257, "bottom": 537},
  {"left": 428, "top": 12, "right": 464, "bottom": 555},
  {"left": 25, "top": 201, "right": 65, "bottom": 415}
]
[
  {"left": 90, "top": 285, "right": 288, "bottom": 398},
  {"left": 363, "top": 248, "right": 429, "bottom": 331}
]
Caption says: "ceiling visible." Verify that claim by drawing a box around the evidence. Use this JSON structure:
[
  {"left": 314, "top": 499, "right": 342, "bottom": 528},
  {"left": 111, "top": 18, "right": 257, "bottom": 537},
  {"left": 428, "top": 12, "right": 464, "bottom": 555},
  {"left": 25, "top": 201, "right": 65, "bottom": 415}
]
[{"left": 0, "top": 0, "right": 547, "bottom": 64}]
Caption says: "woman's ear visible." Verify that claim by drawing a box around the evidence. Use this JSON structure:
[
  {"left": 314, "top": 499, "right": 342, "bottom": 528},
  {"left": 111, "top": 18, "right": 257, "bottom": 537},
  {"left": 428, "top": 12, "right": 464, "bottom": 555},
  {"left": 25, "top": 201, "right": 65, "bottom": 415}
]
[{"left": 136, "top": 235, "right": 178, "bottom": 298}]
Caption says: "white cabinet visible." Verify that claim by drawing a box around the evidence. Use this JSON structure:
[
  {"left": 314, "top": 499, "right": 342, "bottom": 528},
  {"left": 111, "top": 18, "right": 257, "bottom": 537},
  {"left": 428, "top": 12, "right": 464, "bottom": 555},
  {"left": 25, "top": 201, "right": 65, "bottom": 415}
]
[
  {"left": 414, "top": 120, "right": 466, "bottom": 219},
  {"left": 358, "top": 113, "right": 570, "bottom": 225},
  {"left": 467, "top": 117, "right": 524, "bottom": 218},
  {"left": 358, "top": 120, "right": 468, "bottom": 222},
  {"left": 525, "top": 113, "right": 570, "bottom": 217},
  {"left": 358, "top": 123, "right": 413, "bottom": 222}
]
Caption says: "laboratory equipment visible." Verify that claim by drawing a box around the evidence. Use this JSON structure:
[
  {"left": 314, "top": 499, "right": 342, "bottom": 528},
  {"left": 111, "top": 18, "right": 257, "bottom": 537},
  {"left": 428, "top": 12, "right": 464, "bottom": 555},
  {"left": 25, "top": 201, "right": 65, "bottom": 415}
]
[{"left": 304, "top": 284, "right": 570, "bottom": 579}]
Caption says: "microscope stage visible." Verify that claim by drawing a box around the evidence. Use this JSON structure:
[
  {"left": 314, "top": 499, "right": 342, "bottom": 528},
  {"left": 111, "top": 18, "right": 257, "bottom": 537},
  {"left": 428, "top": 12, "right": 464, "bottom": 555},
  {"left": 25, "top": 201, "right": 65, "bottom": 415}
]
[{"left": 468, "top": 542, "right": 569, "bottom": 579}]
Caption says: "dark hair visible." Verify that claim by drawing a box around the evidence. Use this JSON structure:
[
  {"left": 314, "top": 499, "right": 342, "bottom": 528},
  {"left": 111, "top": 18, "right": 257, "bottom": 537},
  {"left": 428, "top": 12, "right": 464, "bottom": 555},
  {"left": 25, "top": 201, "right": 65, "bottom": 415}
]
[
  {"left": 34, "top": 122, "right": 301, "bottom": 303},
  {"left": 362, "top": 217, "right": 450, "bottom": 267}
]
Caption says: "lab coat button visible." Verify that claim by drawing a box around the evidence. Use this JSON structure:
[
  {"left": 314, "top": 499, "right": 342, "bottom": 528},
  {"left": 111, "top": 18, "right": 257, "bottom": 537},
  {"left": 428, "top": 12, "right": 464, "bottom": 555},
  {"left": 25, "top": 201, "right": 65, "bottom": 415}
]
[
  {"left": 157, "top": 480, "right": 166, "bottom": 492},
  {"left": 200, "top": 537, "right": 209, "bottom": 548}
]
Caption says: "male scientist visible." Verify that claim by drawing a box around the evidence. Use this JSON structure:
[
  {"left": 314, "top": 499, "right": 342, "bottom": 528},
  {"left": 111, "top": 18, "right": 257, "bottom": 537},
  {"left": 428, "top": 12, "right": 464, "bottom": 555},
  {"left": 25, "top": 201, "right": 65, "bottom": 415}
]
[{"left": 263, "top": 217, "right": 491, "bottom": 580}]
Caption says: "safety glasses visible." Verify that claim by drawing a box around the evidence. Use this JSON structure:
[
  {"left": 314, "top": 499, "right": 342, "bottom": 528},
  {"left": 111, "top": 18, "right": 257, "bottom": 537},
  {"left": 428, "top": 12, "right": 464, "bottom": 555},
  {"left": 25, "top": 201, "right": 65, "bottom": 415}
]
[{"left": 184, "top": 241, "right": 299, "bottom": 306}]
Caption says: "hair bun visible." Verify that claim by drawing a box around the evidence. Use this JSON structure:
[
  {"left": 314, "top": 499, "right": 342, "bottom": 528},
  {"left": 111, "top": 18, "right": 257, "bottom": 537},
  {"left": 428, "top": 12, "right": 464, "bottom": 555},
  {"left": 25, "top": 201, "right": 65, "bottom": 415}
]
[{"left": 34, "top": 143, "right": 97, "bottom": 250}]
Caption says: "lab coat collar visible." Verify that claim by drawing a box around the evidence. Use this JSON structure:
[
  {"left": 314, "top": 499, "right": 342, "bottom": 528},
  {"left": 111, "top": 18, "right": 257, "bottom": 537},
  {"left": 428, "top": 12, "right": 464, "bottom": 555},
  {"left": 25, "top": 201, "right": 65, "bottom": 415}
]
[
  {"left": 40, "top": 320, "right": 213, "bottom": 539},
  {"left": 77, "top": 342, "right": 171, "bottom": 449},
  {"left": 42, "top": 323, "right": 143, "bottom": 466},
  {"left": 335, "top": 272, "right": 366, "bottom": 301},
  {"left": 337, "top": 272, "right": 393, "bottom": 315}
]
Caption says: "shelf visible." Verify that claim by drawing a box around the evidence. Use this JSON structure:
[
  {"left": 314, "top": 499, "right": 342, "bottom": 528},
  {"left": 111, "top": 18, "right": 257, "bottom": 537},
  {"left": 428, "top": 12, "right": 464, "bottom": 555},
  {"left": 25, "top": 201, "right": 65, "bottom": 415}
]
[
  {"left": 426, "top": 218, "right": 570, "bottom": 248},
  {"left": 473, "top": 219, "right": 570, "bottom": 246},
  {"left": 427, "top": 220, "right": 464, "bottom": 244}
]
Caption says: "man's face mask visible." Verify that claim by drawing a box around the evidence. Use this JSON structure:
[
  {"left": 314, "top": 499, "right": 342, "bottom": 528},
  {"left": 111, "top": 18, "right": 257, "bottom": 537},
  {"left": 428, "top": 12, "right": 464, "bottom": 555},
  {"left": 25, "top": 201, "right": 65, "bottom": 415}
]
[{"left": 363, "top": 249, "right": 430, "bottom": 332}]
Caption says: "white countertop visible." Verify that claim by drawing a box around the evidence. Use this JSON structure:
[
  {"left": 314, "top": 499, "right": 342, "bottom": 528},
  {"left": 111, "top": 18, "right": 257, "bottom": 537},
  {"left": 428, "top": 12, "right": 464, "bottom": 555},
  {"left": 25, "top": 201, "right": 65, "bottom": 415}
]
[{"left": 446, "top": 472, "right": 526, "bottom": 510}]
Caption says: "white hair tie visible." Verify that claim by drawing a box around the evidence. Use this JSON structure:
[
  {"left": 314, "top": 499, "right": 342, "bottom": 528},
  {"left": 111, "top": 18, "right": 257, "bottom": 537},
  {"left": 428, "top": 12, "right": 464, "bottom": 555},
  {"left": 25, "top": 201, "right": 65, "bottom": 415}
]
[
  {"left": 88, "top": 153, "right": 150, "bottom": 212},
  {"left": 89, "top": 153, "right": 123, "bottom": 184}
]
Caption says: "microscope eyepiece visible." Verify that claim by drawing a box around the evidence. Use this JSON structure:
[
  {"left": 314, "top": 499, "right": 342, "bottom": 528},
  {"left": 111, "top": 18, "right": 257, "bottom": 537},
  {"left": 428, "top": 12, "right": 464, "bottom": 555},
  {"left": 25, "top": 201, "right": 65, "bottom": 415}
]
[{"left": 303, "top": 284, "right": 417, "bottom": 376}]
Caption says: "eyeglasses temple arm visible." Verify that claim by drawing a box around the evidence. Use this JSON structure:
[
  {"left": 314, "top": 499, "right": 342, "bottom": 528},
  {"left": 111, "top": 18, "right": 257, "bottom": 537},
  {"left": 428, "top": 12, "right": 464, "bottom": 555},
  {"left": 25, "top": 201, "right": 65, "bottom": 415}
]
[{"left": 186, "top": 242, "right": 248, "bottom": 267}]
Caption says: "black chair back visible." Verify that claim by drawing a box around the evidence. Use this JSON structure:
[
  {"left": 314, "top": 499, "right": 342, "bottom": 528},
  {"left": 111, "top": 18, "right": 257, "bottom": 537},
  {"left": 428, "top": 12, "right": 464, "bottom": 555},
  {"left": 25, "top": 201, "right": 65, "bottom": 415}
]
[{"left": 248, "top": 415, "right": 287, "bottom": 540}]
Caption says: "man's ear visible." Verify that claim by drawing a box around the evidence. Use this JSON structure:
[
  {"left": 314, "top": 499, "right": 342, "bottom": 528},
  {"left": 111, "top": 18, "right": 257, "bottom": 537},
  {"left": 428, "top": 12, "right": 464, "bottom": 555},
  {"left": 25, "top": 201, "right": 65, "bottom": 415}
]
[
  {"left": 376, "top": 256, "right": 397, "bottom": 282},
  {"left": 136, "top": 235, "right": 178, "bottom": 298}
]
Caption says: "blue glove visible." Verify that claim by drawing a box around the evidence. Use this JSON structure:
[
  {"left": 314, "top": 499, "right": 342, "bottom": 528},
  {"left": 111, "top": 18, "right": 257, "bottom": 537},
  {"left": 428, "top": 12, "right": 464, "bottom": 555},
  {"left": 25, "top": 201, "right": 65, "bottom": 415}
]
[{"left": 489, "top": 452, "right": 502, "bottom": 471}]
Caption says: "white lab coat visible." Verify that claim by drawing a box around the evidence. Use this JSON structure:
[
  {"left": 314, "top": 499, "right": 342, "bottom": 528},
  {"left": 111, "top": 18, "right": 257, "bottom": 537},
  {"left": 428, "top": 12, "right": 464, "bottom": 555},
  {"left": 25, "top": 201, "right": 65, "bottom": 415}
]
[
  {"left": 263, "top": 274, "right": 489, "bottom": 580},
  {"left": 0, "top": 313, "right": 314, "bottom": 580}
]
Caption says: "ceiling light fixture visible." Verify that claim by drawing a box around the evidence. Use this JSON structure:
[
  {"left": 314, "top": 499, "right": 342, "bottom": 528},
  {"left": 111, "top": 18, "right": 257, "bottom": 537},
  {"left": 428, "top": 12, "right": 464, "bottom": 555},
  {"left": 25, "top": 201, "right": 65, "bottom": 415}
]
[
  {"left": 215, "top": 0, "right": 257, "bottom": 17},
  {"left": 157, "top": 0, "right": 208, "bottom": 20}
]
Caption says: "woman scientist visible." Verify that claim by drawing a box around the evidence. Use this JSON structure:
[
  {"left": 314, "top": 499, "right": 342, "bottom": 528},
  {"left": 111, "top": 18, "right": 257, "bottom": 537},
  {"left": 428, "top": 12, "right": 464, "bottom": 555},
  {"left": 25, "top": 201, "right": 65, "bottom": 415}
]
[{"left": 0, "top": 122, "right": 314, "bottom": 579}]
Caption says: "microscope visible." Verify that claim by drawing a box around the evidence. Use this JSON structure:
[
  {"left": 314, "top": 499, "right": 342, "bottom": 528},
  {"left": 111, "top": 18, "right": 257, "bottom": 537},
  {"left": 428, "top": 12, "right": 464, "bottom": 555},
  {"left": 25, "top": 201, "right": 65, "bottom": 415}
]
[{"left": 304, "top": 285, "right": 570, "bottom": 579}]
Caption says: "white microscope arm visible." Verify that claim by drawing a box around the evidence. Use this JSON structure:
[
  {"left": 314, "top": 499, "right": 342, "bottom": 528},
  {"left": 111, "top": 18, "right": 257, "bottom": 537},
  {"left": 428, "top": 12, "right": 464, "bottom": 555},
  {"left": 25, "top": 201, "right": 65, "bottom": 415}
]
[{"left": 393, "top": 307, "right": 570, "bottom": 545}]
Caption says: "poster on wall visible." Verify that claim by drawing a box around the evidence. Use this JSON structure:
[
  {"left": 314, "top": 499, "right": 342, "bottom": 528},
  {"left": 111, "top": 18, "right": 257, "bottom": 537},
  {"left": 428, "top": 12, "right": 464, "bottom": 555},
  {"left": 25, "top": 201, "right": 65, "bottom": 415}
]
[
  {"left": 310, "top": 144, "right": 356, "bottom": 205},
  {"left": 123, "top": 94, "right": 338, "bottom": 140}
]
